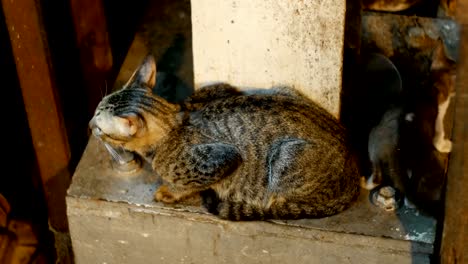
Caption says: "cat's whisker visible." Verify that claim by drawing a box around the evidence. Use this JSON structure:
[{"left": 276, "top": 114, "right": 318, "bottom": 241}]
[
  {"left": 105, "top": 80, "right": 109, "bottom": 97},
  {"left": 99, "top": 82, "right": 104, "bottom": 99},
  {"left": 103, "top": 142, "right": 125, "bottom": 164}
]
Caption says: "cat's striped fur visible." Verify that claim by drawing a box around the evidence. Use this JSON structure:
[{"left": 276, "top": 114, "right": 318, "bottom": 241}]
[{"left": 89, "top": 56, "right": 360, "bottom": 220}]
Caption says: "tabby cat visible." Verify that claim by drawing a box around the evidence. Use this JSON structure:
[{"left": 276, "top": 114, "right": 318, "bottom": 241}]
[{"left": 89, "top": 55, "right": 360, "bottom": 220}]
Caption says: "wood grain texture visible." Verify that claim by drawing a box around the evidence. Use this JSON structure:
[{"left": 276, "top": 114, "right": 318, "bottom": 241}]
[
  {"left": 1, "top": 0, "right": 70, "bottom": 231},
  {"left": 440, "top": 26, "right": 468, "bottom": 264}
]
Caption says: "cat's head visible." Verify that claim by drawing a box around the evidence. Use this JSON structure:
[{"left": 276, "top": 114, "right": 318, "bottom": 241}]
[{"left": 89, "top": 55, "right": 180, "bottom": 158}]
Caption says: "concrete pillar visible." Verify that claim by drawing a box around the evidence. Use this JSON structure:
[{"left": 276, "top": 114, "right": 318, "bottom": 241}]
[{"left": 191, "top": 0, "right": 349, "bottom": 117}]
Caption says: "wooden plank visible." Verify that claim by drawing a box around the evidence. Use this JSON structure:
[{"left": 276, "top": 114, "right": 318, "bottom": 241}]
[
  {"left": 70, "top": 0, "right": 113, "bottom": 116},
  {"left": 458, "top": 0, "right": 468, "bottom": 24},
  {"left": 1, "top": 0, "right": 71, "bottom": 231},
  {"left": 438, "top": 0, "right": 457, "bottom": 19},
  {"left": 0, "top": 194, "right": 9, "bottom": 227},
  {"left": 0, "top": 229, "right": 16, "bottom": 264},
  {"left": 440, "top": 26, "right": 468, "bottom": 263}
]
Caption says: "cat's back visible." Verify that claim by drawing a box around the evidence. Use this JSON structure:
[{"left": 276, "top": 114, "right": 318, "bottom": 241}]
[{"left": 190, "top": 92, "right": 347, "bottom": 147}]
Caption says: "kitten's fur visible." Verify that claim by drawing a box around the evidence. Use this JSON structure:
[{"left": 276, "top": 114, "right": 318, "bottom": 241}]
[
  {"left": 89, "top": 56, "right": 360, "bottom": 220},
  {"left": 360, "top": 54, "right": 407, "bottom": 193}
]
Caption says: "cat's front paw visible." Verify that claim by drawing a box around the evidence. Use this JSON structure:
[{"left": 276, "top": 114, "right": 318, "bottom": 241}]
[
  {"left": 154, "top": 185, "right": 177, "bottom": 203},
  {"left": 434, "top": 138, "right": 452, "bottom": 153}
]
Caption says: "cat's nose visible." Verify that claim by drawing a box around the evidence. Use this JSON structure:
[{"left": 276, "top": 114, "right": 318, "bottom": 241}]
[
  {"left": 89, "top": 118, "right": 97, "bottom": 130},
  {"left": 89, "top": 118, "right": 103, "bottom": 136}
]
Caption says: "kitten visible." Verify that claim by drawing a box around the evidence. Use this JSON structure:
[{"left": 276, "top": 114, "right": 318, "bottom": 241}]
[
  {"left": 359, "top": 54, "right": 409, "bottom": 210},
  {"left": 89, "top": 55, "right": 360, "bottom": 220},
  {"left": 364, "top": 107, "right": 407, "bottom": 193},
  {"left": 362, "top": 43, "right": 454, "bottom": 214},
  {"left": 430, "top": 41, "right": 457, "bottom": 153}
]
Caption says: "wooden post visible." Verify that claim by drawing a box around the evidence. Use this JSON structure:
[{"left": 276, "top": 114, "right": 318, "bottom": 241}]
[
  {"left": 1, "top": 0, "right": 71, "bottom": 233},
  {"left": 440, "top": 3, "right": 468, "bottom": 262}
]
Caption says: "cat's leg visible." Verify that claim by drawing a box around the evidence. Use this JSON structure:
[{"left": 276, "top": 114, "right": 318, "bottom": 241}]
[
  {"left": 371, "top": 155, "right": 406, "bottom": 211},
  {"left": 433, "top": 97, "right": 453, "bottom": 153},
  {"left": 154, "top": 142, "right": 242, "bottom": 204},
  {"left": 155, "top": 184, "right": 200, "bottom": 203}
]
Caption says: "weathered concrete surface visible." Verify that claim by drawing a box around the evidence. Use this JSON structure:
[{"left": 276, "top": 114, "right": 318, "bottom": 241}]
[
  {"left": 67, "top": 137, "right": 436, "bottom": 263},
  {"left": 191, "top": 0, "right": 347, "bottom": 117},
  {"left": 67, "top": 198, "right": 431, "bottom": 264}
]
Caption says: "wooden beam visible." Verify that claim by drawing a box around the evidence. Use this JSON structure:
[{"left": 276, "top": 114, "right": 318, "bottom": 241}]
[
  {"left": 440, "top": 22, "right": 468, "bottom": 264},
  {"left": 1, "top": 0, "right": 71, "bottom": 232}
]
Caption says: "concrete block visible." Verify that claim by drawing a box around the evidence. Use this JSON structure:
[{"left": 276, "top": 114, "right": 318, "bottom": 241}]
[
  {"left": 191, "top": 0, "right": 348, "bottom": 117},
  {"left": 67, "top": 138, "right": 436, "bottom": 264}
]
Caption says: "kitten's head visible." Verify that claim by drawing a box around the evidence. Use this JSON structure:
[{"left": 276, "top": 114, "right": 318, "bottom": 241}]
[{"left": 89, "top": 55, "right": 180, "bottom": 158}]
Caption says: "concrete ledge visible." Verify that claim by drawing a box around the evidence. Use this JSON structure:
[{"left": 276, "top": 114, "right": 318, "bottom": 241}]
[
  {"left": 67, "top": 198, "right": 431, "bottom": 264},
  {"left": 67, "top": 138, "right": 436, "bottom": 264}
]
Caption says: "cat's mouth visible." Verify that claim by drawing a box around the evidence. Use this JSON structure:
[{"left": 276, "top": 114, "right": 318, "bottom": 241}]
[
  {"left": 89, "top": 117, "right": 102, "bottom": 137},
  {"left": 92, "top": 126, "right": 104, "bottom": 137},
  {"left": 89, "top": 118, "right": 119, "bottom": 146},
  {"left": 89, "top": 118, "right": 134, "bottom": 164}
]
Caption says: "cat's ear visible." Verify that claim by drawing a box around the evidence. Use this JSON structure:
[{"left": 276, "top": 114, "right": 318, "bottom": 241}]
[
  {"left": 124, "top": 55, "right": 157, "bottom": 89},
  {"left": 115, "top": 114, "right": 144, "bottom": 137},
  {"left": 431, "top": 40, "right": 454, "bottom": 70}
]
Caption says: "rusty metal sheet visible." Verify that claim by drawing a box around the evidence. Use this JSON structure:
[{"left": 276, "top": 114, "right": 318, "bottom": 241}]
[{"left": 362, "top": 12, "right": 460, "bottom": 66}]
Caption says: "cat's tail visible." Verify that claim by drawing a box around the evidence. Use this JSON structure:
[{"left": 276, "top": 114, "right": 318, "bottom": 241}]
[{"left": 206, "top": 197, "right": 356, "bottom": 221}]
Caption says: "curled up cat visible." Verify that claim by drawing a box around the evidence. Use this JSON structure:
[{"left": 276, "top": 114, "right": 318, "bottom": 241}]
[{"left": 89, "top": 55, "right": 360, "bottom": 221}]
